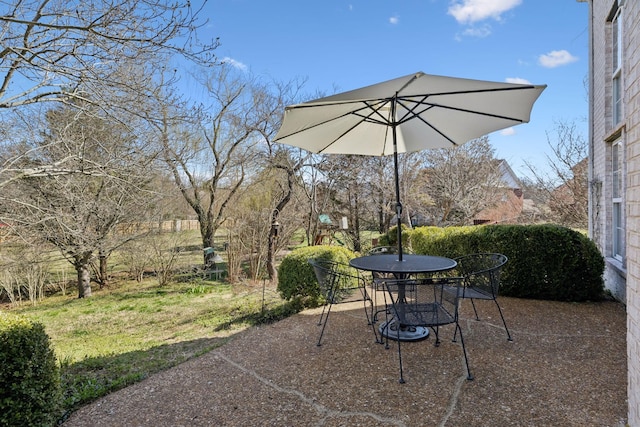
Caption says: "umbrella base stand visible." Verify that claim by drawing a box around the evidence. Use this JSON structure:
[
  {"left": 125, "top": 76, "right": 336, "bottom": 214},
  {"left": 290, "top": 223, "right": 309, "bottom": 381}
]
[{"left": 379, "top": 319, "right": 429, "bottom": 342}]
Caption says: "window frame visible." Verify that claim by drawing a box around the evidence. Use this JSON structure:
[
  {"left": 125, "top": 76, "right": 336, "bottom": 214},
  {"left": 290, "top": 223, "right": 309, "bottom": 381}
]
[
  {"left": 611, "top": 139, "right": 624, "bottom": 261},
  {"left": 611, "top": 7, "right": 623, "bottom": 126}
]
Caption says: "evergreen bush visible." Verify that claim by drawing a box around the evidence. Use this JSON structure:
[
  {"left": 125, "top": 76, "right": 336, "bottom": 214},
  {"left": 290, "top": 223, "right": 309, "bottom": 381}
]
[
  {"left": 377, "top": 224, "right": 412, "bottom": 251},
  {"left": 479, "top": 224, "right": 605, "bottom": 301},
  {"left": 277, "top": 245, "right": 357, "bottom": 306},
  {"left": 0, "top": 312, "right": 62, "bottom": 426},
  {"left": 407, "top": 224, "right": 605, "bottom": 301}
]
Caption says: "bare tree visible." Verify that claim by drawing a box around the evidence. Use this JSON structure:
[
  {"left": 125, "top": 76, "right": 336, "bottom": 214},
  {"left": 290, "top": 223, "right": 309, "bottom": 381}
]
[
  {"left": 0, "top": 104, "right": 158, "bottom": 297},
  {"left": 299, "top": 153, "right": 336, "bottom": 248},
  {"left": 263, "top": 154, "right": 306, "bottom": 281},
  {"left": 316, "top": 154, "right": 370, "bottom": 252},
  {"left": 157, "top": 65, "right": 264, "bottom": 267},
  {"left": 228, "top": 163, "right": 304, "bottom": 281},
  {"left": 414, "top": 136, "right": 504, "bottom": 226},
  {"left": 525, "top": 119, "right": 588, "bottom": 228},
  {"left": 356, "top": 156, "right": 395, "bottom": 234},
  {"left": 248, "top": 77, "right": 308, "bottom": 282},
  {"left": 0, "top": 0, "right": 218, "bottom": 194},
  {"left": 0, "top": 0, "right": 216, "bottom": 110}
]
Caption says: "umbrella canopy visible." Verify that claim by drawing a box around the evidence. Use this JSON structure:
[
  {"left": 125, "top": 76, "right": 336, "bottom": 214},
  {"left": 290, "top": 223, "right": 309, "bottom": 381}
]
[{"left": 274, "top": 72, "right": 546, "bottom": 259}]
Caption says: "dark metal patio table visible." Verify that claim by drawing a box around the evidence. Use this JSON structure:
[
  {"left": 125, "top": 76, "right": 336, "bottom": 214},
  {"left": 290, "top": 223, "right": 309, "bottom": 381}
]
[{"left": 350, "top": 254, "right": 457, "bottom": 341}]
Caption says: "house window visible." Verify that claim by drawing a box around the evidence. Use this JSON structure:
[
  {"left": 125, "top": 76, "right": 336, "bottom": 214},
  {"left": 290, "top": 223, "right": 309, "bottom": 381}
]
[
  {"left": 611, "top": 7, "right": 623, "bottom": 125},
  {"left": 612, "top": 140, "right": 624, "bottom": 260}
]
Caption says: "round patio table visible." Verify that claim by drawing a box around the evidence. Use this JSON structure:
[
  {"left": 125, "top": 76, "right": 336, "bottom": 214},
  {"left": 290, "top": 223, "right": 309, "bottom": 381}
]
[
  {"left": 350, "top": 254, "right": 457, "bottom": 341},
  {"left": 349, "top": 254, "right": 457, "bottom": 275}
]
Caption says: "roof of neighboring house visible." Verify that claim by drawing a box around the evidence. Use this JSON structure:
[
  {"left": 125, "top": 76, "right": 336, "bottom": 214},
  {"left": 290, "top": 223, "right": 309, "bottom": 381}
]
[{"left": 496, "top": 159, "right": 522, "bottom": 189}]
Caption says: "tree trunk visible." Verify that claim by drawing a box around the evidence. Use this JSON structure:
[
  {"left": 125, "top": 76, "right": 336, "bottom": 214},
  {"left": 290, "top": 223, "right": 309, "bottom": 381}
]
[
  {"left": 76, "top": 260, "right": 92, "bottom": 298},
  {"left": 266, "top": 225, "right": 278, "bottom": 283},
  {"left": 266, "top": 164, "right": 295, "bottom": 282},
  {"left": 98, "top": 252, "right": 109, "bottom": 288},
  {"left": 199, "top": 212, "right": 217, "bottom": 267},
  {"left": 354, "top": 191, "right": 362, "bottom": 252}
]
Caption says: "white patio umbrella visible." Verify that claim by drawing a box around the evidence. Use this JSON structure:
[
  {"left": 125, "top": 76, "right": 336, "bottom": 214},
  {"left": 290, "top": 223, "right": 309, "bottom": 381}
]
[{"left": 274, "top": 72, "right": 546, "bottom": 260}]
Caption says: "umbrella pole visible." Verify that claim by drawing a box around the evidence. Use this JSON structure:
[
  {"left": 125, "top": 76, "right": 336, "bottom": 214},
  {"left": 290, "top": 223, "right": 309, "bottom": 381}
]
[
  {"left": 394, "top": 148, "right": 403, "bottom": 262},
  {"left": 391, "top": 97, "right": 403, "bottom": 262}
]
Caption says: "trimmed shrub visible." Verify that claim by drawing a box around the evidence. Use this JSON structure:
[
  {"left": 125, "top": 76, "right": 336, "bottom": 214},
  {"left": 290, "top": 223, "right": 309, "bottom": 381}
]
[
  {"left": 277, "top": 245, "right": 357, "bottom": 306},
  {"left": 378, "top": 224, "right": 412, "bottom": 251},
  {"left": 409, "top": 226, "right": 481, "bottom": 257},
  {"left": 0, "top": 312, "right": 62, "bottom": 426},
  {"left": 409, "top": 224, "right": 605, "bottom": 302},
  {"left": 479, "top": 224, "right": 604, "bottom": 301}
]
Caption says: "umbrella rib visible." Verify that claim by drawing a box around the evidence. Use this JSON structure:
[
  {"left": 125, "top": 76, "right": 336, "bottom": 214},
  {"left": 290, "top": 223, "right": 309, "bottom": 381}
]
[
  {"left": 394, "top": 85, "right": 538, "bottom": 122},
  {"left": 316, "top": 100, "right": 393, "bottom": 152},
  {"left": 400, "top": 99, "right": 527, "bottom": 124},
  {"left": 399, "top": 85, "right": 538, "bottom": 99},
  {"left": 395, "top": 94, "right": 530, "bottom": 125},
  {"left": 358, "top": 99, "right": 394, "bottom": 125},
  {"left": 277, "top": 100, "right": 385, "bottom": 145}
]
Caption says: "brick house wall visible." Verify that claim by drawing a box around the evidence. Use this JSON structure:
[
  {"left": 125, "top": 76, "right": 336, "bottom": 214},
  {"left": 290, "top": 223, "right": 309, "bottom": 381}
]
[
  {"left": 473, "top": 187, "right": 523, "bottom": 224},
  {"left": 473, "top": 159, "right": 524, "bottom": 224},
  {"left": 585, "top": 0, "right": 638, "bottom": 424}
]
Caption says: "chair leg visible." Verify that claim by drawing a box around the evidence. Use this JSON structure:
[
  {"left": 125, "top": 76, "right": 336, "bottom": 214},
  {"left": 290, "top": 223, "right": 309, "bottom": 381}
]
[
  {"left": 455, "top": 322, "right": 474, "bottom": 381},
  {"left": 493, "top": 299, "right": 513, "bottom": 341},
  {"left": 361, "top": 286, "right": 373, "bottom": 325},
  {"left": 317, "top": 302, "right": 329, "bottom": 326},
  {"left": 359, "top": 286, "right": 380, "bottom": 342},
  {"left": 379, "top": 318, "right": 391, "bottom": 348},
  {"left": 317, "top": 287, "right": 334, "bottom": 326},
  {"left": 396, "top": 324, "right": 405, "bottom": 384},
  {"left": 453, "top": 298, "right": 478, "bottom": 342},
  {"left": 470, "top": 298, "right": 480, "bottom": 320},
  {"left": 316, "top": 301, "right": 334, "bottom": 346},
  {"left": 381, "top": 291, "right": 391, "bottom": 347}
]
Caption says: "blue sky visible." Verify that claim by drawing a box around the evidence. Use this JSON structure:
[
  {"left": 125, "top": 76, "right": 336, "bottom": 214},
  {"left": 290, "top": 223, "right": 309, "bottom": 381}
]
[{"left": 202, "top": 0, "right": 589, "bottom": 179}]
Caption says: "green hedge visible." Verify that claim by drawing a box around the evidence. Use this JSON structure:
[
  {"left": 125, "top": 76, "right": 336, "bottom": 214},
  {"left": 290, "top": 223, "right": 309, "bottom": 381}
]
[
  {"left": 277, "top": 245, "right": 357, "bottom": 307},
  {"left": 378, "top": 224, "right": 412, "bottom": 250},
  {"left": 401, "top": 224, "right": 605, "bottom": 302},
  {"left": 0, "top": 312, "right": 62, "bottom": 426}
]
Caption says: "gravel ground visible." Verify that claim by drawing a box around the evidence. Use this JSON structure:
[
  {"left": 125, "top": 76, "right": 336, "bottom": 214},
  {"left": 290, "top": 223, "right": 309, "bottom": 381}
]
[{"left": 64, "top": 296, "right": 628, "bottom": 427}]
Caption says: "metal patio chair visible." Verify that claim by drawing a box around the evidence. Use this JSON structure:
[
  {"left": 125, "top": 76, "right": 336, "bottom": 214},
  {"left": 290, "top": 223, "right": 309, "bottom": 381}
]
[
  {"left": 453, "top": 253, "right": 512, "bottom": 341},
  {"left": 367, "top": 246, "right": 400, "bottom": 340},
  {"left": 308, "top": 258, "right": 375, "bottom": 346},
  {"left": 366, "top": 246, "right": 415, "bottom": 341},
  {"left": 381, "top": 276, "right": 473, "bottom": 383}
]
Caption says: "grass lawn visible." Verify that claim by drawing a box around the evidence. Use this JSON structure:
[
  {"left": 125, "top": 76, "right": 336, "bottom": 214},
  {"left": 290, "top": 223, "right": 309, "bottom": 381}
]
[
  {"left": 1, "top": 228, "right": 370, "bottom": 422},
  {"left": 7, "top": 275, "right": 297, "bottom": 422}
]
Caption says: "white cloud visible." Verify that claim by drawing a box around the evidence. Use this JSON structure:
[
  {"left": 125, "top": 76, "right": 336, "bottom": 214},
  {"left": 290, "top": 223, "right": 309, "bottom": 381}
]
[
  {"left": 448, "top": 0, "right": 522, "bottom": 25},
  {"left": 221, "top": 57, "right": 248, "bottom": 71},
  {"left": 506, "top": 77, "right": 531, "bottom": 84},
  {"left": 460, "top": 24, "right": 492, "bottom": 38},
  {"left": 389, "top": 15, "right": 399, "bottom": 25},
  {"left": 500, "top": 127, "right": 516, "bottom": 136},
  {"left": 538, "top": 50, "right": 578, "bottom": 68}
]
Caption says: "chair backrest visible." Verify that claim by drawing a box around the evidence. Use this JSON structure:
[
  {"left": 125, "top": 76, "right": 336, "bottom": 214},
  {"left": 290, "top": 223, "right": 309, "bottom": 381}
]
[
  {"left": 384, "top": 277, "right": 463, "bottom": 328},
  {"left": 454, "top": 253, "right": 508, "bottom": 298},
  {"left": 308, "top": 259, "right": 364, "bottom": 303},
  {"left": 308, "top": 258, "right": 337, "bottom": 296}
]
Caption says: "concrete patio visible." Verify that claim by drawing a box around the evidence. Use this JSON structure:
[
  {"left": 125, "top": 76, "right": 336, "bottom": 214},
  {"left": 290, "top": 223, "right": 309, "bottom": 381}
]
[{"left": 64, "top": 296, "right": 628, "bottom": 426}]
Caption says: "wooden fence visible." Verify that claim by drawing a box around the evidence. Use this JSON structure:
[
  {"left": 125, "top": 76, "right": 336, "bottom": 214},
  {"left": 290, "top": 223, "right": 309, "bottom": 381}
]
[{"left": 116, "top": 220, "right": 201, "bottom": 234}]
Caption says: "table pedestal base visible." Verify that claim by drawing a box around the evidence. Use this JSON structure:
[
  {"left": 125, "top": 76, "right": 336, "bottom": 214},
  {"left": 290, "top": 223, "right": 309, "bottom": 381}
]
[{"left": 379, "top": 320, "right": 429, "bottom": 341}]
